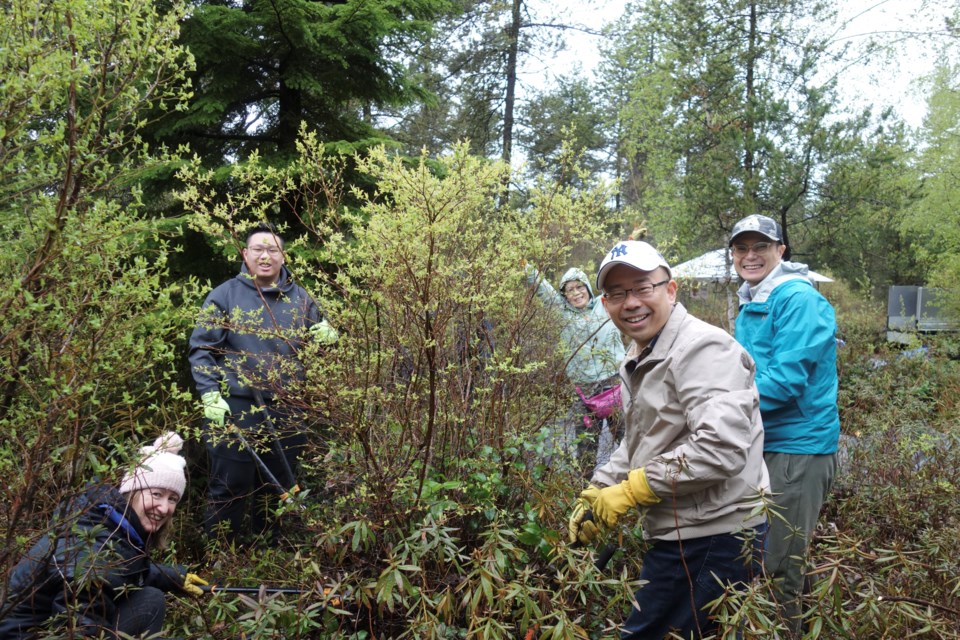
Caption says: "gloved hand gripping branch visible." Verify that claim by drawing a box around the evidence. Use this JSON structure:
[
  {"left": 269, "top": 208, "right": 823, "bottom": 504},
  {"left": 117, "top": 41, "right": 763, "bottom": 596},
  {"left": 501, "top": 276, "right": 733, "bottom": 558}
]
[
  {"left": 200, "top": 391, "right": 230, "bottom": 426},
  {"left": 568, "top": 485, "right": 602, "bottom": 545},
  {"left": 568, "top": 468, "right": 660, "bottom": 545}
]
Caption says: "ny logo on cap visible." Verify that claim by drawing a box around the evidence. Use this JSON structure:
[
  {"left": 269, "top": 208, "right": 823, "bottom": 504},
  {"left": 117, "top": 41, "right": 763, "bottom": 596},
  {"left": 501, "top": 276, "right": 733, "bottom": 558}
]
[{"left": 610, "top": 244, "right": 628, "bottom": 259}]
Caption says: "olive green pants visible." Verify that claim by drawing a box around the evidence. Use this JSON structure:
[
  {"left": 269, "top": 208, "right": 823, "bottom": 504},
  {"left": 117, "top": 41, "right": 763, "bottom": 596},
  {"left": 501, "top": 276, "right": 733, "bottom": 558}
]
[{"left": 763, "top": 452, "right": 837, "bottom": 637}]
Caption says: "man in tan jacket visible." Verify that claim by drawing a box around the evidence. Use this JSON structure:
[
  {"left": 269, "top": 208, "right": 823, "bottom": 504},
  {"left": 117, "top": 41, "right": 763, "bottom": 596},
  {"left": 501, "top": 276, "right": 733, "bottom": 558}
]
[{"left": 568, "top": 240, "right": 770, "bottom": 639}]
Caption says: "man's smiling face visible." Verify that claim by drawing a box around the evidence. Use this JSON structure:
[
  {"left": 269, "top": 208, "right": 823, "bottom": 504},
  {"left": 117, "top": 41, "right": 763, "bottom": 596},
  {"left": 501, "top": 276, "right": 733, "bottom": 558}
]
[
  {"left": 242, "top": 231, "right": 284, "bottom": 287},
  {"left": 600, "top": 265, "right": 677, "bottom": 348},
  {"left": 732, "top": 232, "right": 786, "bottom": 286}
]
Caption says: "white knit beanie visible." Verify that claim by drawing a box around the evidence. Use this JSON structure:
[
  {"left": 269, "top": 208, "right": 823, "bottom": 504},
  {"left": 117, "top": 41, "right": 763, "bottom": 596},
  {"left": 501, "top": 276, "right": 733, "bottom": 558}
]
[{"left": 119, "top": 432, "right": 187, "bottom": 497}]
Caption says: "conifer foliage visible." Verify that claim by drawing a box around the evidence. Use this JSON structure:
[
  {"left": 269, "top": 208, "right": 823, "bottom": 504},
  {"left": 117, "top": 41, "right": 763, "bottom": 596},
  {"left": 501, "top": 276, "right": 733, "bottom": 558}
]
[{"left": 153, "top": 0, "right": 453, "bottom": 162}]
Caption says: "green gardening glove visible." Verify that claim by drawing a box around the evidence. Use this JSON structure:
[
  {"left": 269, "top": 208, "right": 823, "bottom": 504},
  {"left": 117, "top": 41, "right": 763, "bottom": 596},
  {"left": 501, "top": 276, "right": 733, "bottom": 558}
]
[
  {"left": 200, "top": 391, "right": 230, "bottom": 426},
  {"left": 309, "top": 319, "right": 339, "bottom": 345}
]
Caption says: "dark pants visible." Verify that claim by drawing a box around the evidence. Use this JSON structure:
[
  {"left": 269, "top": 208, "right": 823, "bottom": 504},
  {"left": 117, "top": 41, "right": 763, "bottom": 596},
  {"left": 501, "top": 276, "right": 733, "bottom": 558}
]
[
  {"left": 115, "top": 585, "right": 165, "bottom": 637},
  {"left": 203, "top": 395, "right": 305, "bottom": 542},
  {"left": 620, "top": 523, "right": 767, "bottom": 640}
]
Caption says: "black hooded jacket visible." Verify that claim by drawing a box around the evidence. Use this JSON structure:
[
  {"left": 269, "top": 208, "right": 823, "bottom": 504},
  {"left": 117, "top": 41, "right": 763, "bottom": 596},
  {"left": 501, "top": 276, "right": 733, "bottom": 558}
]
[
  {"left": 187, "top": 264, "right": 322, "bottom": 400},
  {"left": 0, "top": 485, "right": 184, "bottom": 639}
]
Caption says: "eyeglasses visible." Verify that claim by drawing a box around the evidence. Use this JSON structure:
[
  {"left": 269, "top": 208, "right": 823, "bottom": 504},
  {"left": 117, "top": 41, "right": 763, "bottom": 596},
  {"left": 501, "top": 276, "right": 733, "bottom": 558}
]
[
  {"left": 563, "top": 283, "right": 588, "bottom": 296},
  {"left": 731, "top": 241, "right": 775, "bottom": 256},
  {"left": 245, "top": 245, "right": 282, "bottom": 257},
  {"left": 603, "top": 279, "right": 670, "bottom": 304}
]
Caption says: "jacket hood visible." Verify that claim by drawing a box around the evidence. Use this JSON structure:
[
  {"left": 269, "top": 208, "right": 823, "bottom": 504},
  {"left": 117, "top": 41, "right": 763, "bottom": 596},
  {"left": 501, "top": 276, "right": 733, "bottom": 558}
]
[
  {"left": 66, "top": 482, "right": 123, "bottom": 513},
  {"left": 52, "top": 483, "right": 148, "bottom": 540},
  {"left": 559, "top": 267, "right": 593, "bottom": 298},
  {"left": 737, "top": 260, "right": 812, "bottom": 305},
  {"left": 238, "top": 263, "right": 294, "bottom": 293}
]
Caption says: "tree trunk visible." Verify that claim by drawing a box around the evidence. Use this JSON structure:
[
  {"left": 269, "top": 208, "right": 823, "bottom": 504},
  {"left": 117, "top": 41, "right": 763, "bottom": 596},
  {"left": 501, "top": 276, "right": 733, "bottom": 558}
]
[
  {"left": 743, "top": 0, "right": 757, "bottom": 188},
  {"left": 502, "top": 0, "right": 521, "bottom": 167}
]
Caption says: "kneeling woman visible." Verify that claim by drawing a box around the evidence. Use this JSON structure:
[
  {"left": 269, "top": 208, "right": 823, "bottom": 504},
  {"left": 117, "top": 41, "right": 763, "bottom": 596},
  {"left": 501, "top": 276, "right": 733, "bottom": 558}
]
[{"left": 0, "top": 432, "right": 206, "bottom": 639}]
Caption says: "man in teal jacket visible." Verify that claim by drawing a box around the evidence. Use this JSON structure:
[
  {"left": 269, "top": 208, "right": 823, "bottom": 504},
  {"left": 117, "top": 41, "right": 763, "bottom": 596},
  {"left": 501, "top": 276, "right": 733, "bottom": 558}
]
[{"left": 730, "top": 214, "right": 840, "bottom": 636}]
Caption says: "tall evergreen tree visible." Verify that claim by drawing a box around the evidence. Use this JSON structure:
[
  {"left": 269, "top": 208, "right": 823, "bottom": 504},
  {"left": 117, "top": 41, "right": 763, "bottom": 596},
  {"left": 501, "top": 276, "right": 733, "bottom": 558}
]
[
  {"left": 807, "top": 113, "right": 924, "bottom": 293},
  {"left": 517, "top": 74, "right": 608, "bottom": 185},
  {"left": 380, "top": 0, "right": 569, "bottom": 162},
  {"left": 149, "top": 0, "right": 452, "bottom": 164},
  {"left": 138, "top": 0, "right": 455, "bottom": 282}
]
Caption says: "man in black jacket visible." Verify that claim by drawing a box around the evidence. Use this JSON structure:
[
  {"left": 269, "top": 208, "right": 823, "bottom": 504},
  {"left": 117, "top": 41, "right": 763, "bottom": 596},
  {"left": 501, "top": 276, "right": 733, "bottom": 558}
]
[{"left": 188, "top": 223, "right": 337, "bottom": 543}]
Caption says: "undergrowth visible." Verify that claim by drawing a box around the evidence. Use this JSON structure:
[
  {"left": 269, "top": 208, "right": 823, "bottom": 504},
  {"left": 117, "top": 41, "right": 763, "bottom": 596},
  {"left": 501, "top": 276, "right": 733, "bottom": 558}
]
[
  {"left": 166, "top": 283, "right": 960, "bottom": 639},
  {"left": 6, "top": 141, "right": 960, "bottom": 638}
]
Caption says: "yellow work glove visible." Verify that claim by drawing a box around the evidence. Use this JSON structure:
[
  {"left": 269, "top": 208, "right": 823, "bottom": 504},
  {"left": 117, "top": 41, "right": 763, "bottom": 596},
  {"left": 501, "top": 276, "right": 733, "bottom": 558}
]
[
  {"left": 309, "top": 319, "right": 339, "bottom": 345},
  {"left": 182, "top": 572, "right": 209, "bottom": 597},
  {"left": 568, "top": 485, "right": 603, "bottom": 545},
  {"left": 591, "top": 468, "right": 661, "bottom": 529},
  {"left": 200, "top": 391, "right": 230, "bottom": 426}
]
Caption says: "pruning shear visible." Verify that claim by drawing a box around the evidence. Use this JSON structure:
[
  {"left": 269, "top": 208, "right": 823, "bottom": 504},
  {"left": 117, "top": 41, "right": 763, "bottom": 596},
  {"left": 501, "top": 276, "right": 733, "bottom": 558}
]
[{"left": 571, "top": 509, "right": 618, "bottom": 571}]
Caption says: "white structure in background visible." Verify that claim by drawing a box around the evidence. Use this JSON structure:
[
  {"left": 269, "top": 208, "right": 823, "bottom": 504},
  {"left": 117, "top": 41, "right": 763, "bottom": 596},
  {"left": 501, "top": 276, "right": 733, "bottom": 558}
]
[
  {"left": 672, "top": 249, "right": 833, "bottom": 331},
  {"left": 672, "top": 249, "right": 834, "bottom": 283}
]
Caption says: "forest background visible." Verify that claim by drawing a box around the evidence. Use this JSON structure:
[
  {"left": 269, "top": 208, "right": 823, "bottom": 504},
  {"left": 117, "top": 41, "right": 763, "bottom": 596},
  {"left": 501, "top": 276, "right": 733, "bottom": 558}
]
[{"left": 2, "top": 0, "right": 959, "bottom": 637}]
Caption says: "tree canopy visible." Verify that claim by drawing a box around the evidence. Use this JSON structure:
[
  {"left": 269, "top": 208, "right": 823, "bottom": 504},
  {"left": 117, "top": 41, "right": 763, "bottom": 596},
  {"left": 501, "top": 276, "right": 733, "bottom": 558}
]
[{"left": 150, "top": 0, "right": 453, "bottom": 164}]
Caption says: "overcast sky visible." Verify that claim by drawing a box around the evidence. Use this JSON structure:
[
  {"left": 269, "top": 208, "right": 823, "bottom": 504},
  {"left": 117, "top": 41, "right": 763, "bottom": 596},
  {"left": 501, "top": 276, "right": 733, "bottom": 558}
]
[{"left": 526, "top": 0, "right": 955, "bottom": 129}]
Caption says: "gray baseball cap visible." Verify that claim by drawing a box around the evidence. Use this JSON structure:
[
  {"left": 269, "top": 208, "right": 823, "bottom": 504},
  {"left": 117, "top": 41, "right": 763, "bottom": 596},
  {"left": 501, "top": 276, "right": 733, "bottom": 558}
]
[{"left": 730, "top": 214, "right": 782, "bottom": 244}]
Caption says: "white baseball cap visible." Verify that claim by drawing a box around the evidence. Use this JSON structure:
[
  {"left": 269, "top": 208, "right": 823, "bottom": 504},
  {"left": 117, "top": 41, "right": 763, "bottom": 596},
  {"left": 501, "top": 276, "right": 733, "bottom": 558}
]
[{"left": 596, "top": 241, "right": 672, "bottom": 291}]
